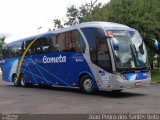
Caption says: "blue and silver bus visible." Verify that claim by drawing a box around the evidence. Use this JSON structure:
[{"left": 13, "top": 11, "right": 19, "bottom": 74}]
[{"left": 1, "top": 22, "right": 158, "bottom": 93}]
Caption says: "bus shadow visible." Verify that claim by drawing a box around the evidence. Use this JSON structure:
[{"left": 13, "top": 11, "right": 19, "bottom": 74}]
[
  {"left": 32, "top": 85, "right": 147, "bottom": 98},
  {"left": 94, "top": 91, "right": 147, "bottom": 98},
  {"left": 7, "top": 84, "right": 147, "bottom": 98}
]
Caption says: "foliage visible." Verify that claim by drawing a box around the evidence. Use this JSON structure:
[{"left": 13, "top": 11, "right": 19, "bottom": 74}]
[
  {"left": 97, "top": 0, "right": 160, "bottom": 40},
  {"left": 53, "top": 0, "right": 102, "bottom": 29},
  {"left": 151, "top": 70, "right": 160, "bottom": 82},
  {"left": 53, "top": 0, "right": 160, "bottom": 41},
  {"left": 97, "top": 0, "right": 160, "bottom": 68},
  {"left": 52, "top": 0, "right": 160, "bottom": 68},
  {"left": 53, "top": 19, "right": 63, "bottom": 29},
  {"left": 0, "top": 37, "right": 5, "bottom": 59},
  {"left": 87, "top": 0, "right": 160, "bottom": 60}
]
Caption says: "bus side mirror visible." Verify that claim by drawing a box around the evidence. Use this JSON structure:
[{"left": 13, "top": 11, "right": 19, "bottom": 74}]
[
  {"left": 154, "top": 40, "right": 158, "bottom": 49},
  {"left": 144, "top": 37, "right": 159, "bottom": 50},
  {"left": 143, "top": 37, "right": 159, "bottom": 54},
  {"left": 111, "top": 38, "right": 119, "bottom": 51}
]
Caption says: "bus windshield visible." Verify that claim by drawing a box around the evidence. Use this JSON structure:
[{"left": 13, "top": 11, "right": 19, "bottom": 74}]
[{"left": 110, "top": 30, "right": 149, "bottom": 70}]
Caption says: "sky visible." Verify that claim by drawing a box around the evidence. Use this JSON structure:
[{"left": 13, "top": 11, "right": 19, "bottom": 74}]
[{"left": 0, "top": 0, "right": 109, "bottom": 43}]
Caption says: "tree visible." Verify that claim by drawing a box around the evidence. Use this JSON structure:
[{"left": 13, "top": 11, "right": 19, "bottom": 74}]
[
  {"left": 54, "top": 0, "right": 160, "bottom": 40},
  {"left": 0, "top": 37, "right": 5, "bottom": 59},
  {"left": 64, "top": 5, "right": 79, "bottom": 26},
  {"left": 53, "top": 0, "right": 160, "bottom": 69},
  {"left": 53, "top": 19, "right": 64, "bottom": 29},
  {"left": 86, "top": 0, "right": 160, "bottom": 69},
  {"left": 53, "top": 0, "right": 102, "bottom": 28},
  {"left": 88, "top": 0, "right": 160, "bottom": 39}
]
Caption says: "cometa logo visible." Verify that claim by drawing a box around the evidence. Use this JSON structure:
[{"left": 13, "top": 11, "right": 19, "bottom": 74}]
[{"left": 43, "top": 55, "right": 66, "bottom": 64}]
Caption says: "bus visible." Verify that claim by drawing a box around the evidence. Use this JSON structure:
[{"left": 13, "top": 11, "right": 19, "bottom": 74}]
[{"left": 1, "top": 22, "right": 158, "bottom": 93}]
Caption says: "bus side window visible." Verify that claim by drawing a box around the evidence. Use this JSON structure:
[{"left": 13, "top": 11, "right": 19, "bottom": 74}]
[
  {"left": 15, "top": 42, "right": 24, "bottom": 56},
  {"left": 48, "top": 35, "right": 57, "bottom": 52},
  {"left": 2, "top": 45, "right": 8, "bottom": 58},
  {"left": 8, "top": 44, "right": 17, "bottom": 57},
  {"left": 34, "top": 38, "right": 43, "bottom": 54},
  {"left": 26, "top": 39, "right": 44, "bottom": 55},
  {"left": 37, "top": 36, "right": 57, "bottom": 53},
  {"left": 79, "top": 35, "right": 86, "bottom": 53},
  {"left": 76, "top": 30, "right": 86, "bottom": 53},
  {"left": 56, "top": 30, "right": 85, "bottom": 53},
  {"left": 25, "top": 40, "right": 33, "bottom": 55},
  {"left": 6, "top": 46, "right": 12, "bottom": 58}
]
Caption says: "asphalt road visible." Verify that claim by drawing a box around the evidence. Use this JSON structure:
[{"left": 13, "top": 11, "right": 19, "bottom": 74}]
[{"left": 0, "top": 77, "right": 160, "bottom": 114}]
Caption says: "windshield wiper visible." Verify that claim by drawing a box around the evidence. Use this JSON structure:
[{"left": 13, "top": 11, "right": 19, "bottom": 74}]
[
  {"left": 132, "top": 44, "right": 146, "bottom": 67},
  {"left": 129, "top": 44, "right": 137, "bottom": 65}
]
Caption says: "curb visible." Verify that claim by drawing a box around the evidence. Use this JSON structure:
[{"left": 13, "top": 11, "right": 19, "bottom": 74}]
[
  {"left": 151, "top": 82, "right": 157, "bottom": 84},
  {"left": 151, "top": 82, "right": 160, "bottom": 84}
]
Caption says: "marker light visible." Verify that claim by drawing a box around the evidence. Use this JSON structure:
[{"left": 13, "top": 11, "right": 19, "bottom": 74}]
[{"left": 107, "top": 30, "right": 113, "bottom": 37}]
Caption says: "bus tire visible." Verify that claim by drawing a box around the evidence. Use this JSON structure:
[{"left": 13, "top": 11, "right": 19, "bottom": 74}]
[
  {"left": 13, "top": 75, "right": 20, "bottom": 87},
  {"left": 19, "top": 74, "right": 27, "bottom": 87},
  {"left": 80, "top": 75, "right": 94, "bottom": 94}
]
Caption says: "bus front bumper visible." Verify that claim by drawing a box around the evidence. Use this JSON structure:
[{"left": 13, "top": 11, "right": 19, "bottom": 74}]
[
  {"left": 98, "top": 75, "right": 151, "bottom": 91},
  {"left": 115, "top": 79, "right": 151, "bottom": 90}
]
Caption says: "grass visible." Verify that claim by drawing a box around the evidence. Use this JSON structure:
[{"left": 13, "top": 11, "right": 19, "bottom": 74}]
[{"left": 151, "top": 70, "right": 160, "bottom": 83}]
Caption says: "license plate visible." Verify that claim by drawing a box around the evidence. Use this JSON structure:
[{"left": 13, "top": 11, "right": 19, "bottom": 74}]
[{"left": 135, "top": 82, "right": 142, "bottom": 86}]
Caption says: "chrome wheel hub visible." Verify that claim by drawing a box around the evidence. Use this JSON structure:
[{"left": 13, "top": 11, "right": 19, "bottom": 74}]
[
  {"left": 20, "top": 77, "right": 25, "bottom": 86},
  {"left": 83, "top": 79, "right": 93, "bottom": 91}
]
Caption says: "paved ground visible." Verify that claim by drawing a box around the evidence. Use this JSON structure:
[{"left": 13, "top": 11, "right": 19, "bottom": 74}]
[{"left": 0, "top": 76, "right": 160, "bottom": 114}]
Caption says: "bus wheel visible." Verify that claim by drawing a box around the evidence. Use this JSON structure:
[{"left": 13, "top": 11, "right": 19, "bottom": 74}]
[
  {"left": 20, "top": 74, "right": 27, "bottom": 87},
  {"left": 13, "top": 75, "right": 20, "bottom": 87},
  {"left": 80, "top": 75, "right": 94, "bottom": 94}
]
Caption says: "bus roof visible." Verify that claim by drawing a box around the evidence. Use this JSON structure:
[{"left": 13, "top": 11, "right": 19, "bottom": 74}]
[
  {"left": 6, "top": 21, "right": 134, "bottom": 45},
  {"left": 53, "top": 21, "right": 133, "bottom": 33},
  {"left": 79, "top": 21, "right": 130, "bottom": 28},
  {"left": 5, "top": 32, "right": 54, "bottom": 45}
]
